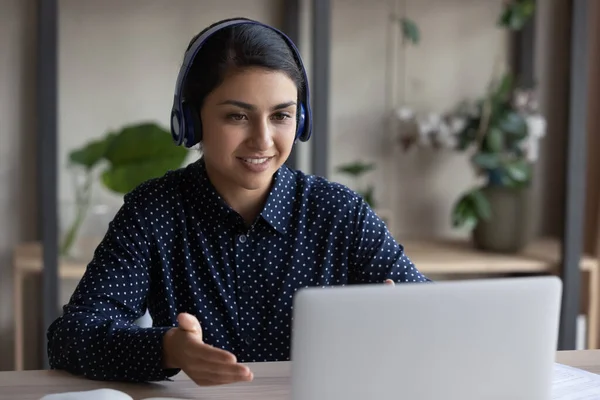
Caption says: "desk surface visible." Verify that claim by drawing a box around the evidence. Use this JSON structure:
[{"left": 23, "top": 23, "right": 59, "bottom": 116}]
[{"left": 1, "top": 351, "right": 598, "bottom": 400}]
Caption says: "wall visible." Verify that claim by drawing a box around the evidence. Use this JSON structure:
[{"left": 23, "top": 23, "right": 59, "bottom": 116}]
[
  {"left": 0, "top": 0, "right": 37, "bottom": 370},
  {"left": 0, "top": 0, "right": 572, "bottom": 369},
  {"left": 329, "top": 0, "right": 509, "bottom": 239},
  {"left": 57, "top": 0, "right": 284, "bottom": 213}
]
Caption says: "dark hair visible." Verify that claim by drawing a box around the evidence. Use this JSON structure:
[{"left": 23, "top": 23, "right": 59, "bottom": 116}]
[{"left": 183, "top": 18, "right": 305, "bottom": 110}]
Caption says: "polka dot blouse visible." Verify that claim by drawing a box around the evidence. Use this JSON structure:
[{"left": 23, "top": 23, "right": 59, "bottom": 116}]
[{"left": 46, "top": 158, "right": 431, "bottom": 383}]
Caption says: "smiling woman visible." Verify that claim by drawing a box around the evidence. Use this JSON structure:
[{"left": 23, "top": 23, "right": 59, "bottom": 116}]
[
  {"left": 200, "top": 68, "right": 299, "bottom": 222},
  {"left": 46, "top": 17, "right": 431, "bottom": 389}
]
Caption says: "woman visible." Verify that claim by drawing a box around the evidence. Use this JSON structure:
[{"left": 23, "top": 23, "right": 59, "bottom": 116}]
[{"left": 47, "top": 17, "right": 431, "bottom": 387}]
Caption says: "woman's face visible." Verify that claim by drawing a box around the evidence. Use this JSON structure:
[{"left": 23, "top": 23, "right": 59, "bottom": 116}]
[{"left": 200, "top": 67, "right": 298, "bottom": 199}]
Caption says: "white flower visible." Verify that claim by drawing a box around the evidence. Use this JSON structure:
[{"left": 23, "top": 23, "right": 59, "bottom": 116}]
[
  {"left": 448, "top": 115, "right": 467, "bottom": 135},
  {"left": 525, "top": 114, "right": 547, "bottom": 138}
]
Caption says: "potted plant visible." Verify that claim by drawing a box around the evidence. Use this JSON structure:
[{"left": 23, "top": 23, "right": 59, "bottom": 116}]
[
  {"left": 397, "top": 71, "right": 546, "bottom": 252},
  {"left": 61, "top": 121, "right": 188, "bottom": 259}
]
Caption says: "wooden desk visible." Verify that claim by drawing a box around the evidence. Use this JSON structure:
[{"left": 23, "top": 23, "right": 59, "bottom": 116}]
[
  {"left": 12, "top": 238, "right": 600, "bottom": 371},
  {"left": 0, "top": 351, "right": 598, "bottom": 400}
]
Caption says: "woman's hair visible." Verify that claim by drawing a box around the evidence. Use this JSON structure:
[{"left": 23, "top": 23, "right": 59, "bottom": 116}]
[{"left": 183, "top": 18, "right": 305, "bottom": 110}]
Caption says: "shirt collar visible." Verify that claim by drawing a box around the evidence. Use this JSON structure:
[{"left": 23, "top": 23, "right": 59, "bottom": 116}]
[
  {"left": 259, "top": 165, "right": 296, "bottom": 234},
  {"left": 193, "top": 159, "right": 296, "bottom": 234}
]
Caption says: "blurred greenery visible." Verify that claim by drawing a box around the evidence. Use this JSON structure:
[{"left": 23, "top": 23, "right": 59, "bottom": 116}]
[
  {"left": 451, "top": 72, "right": 536, "bottom": 230},
  {"left": 336, "top": 161, "right": 377, "bottom": 208},
  {"left": 498, "top": 0, "right": 535, "bottom": 30},
  {"left": 61, "top": 121, "right": 187, "bottom": 257}
]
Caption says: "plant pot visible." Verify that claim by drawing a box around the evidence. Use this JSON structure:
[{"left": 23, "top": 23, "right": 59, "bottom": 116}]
[{"left": 472, "top": 185, "right": 534, "bottom": 253}]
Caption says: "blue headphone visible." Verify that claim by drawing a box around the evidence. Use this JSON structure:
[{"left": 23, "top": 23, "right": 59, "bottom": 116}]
[{"left": 170, "top": 18, "right": 312, "bottom": 148}]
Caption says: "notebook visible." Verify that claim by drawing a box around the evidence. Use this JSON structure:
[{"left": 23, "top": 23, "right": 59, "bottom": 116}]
[
  {"left": 40, "top": 390, "right": 182, "bottom": 400},
  {"left": 552, "top": 363, "right": 600, "bottom": 399}
]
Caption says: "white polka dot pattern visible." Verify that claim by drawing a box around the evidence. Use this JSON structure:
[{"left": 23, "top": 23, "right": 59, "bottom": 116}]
[{"left": 46, "top": 159, "right": 430, "bottom": 382}]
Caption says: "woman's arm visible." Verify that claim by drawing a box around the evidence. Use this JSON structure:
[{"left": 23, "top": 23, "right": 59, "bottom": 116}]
[
  {"left": 349, "top": 199, "right": 432, "bottom": 284},
  {"left": 46, "top": 188, "right": 179, "bottom": 382}
]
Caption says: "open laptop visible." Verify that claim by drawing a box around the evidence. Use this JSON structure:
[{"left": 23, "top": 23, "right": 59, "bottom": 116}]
[{"left": 290, "top": 276, "right": 562, "bottom": 400}]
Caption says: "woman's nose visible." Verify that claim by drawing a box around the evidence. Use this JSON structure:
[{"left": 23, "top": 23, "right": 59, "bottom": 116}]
[{"left": 249, "top": 120, "right": 274, "bottom": 149}]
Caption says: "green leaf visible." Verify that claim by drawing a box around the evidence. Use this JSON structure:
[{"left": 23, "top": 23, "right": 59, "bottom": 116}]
[
  {"left": 469, "top": 189, "right": 492, "bottom": 220},
  {"left": 472, "top": 153, "right": 501, "bottom": 170},
  {"left": 498, "top": 111, "right": 528, "bottom": 138},
  {"left": 400, "top": 18, "right": 420, "bottom": 45},
  {"left": 503, "top": 160, "right": 531, "bottom": 183},
  {"left": 336, "top": 161, "right": 375, "bottom": 177},
  {"left": 498, "top": 0, "right": 535, "bottom": 30},
  {"left": 493, "top": 73, "right": 513, "bottom": 101},
  {"left": 68, "top": 134, "right": 115, "bottom": 169},
  {"left": 451, "top": 196, "right": 478, "bottom": 230},
  {"left": 101, "top": 155, "right": 185, "bottom": 194},
  {"left": 451, "top": 188, "right": 492, "bottom": 230},
  {"left": 99, "top": 121, "right": 188, "bottom": 194},
  {"left": 104, "top": 122, "right": 185, "bottom": 167},
  {"left": 360, "top": 186, "right": 377, "bottom": 209},
  {"left": 484, "top": 127, "right": 504, "bottom": 152}
]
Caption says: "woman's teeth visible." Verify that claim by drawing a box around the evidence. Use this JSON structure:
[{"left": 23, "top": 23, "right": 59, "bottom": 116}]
[{"left": 243, "top": 158, "right": 269, "bottom": 164}]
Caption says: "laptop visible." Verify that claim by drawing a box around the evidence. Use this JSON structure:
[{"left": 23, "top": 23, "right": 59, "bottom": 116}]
[{"left": 290, "top": 276, "right": 562, "bottom": 400}]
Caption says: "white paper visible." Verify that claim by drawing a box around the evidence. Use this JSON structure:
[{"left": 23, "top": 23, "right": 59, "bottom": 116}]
[
  {"left": 40, "top": 388, "right": 133, "bottom": 400},
  {"left": 552, "top": 363, "right": 600, "bottom": 399}
]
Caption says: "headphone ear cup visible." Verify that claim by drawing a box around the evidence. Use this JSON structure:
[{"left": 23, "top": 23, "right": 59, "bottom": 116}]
[
  {"left": 181, "top": 102, "right": 201, "bottom": 147},
  {"left": 296, "top": 102, "right": 306, "bottom": 141}
]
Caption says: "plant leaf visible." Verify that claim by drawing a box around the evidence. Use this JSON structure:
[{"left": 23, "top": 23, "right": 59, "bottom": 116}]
[
  {"left": 104, "top": 122, "right": 187, "bottom": 167},
  {"left": 484, "top": 127, "right": 504, "bottom": 152},
  {"left": 99, "top": 121, "right": 188, "bottom": 194},
  {"left": 498, "top": 0, "right": 535, "bottom": 30},
  {"left": 469, "top": 189, "right": 492, "bottom": 220},
  {"left": 68, "top": 134, "right": 116, "bottom": 170},
  {"left": 336, "top": 161, "right": 375, "bottom": 177},
  {"left": 101, "top": 155, "right": 185, "bottom": 194},
  {"left": 498, "top": 111, "right": 528, "bottom": 138},
  {"left": 503, "top": 160, "right": 531, "bottom": 183},
  {"left": 400, "top": 18, "right": 420, "bottom": 45},
  {"left": 472, "top": 153, "right": 501, "bottom": 170}
]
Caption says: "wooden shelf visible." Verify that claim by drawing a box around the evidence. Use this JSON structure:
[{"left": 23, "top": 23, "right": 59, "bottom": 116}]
[{"left": 402, "top": 237, "right": 599, "bottom": 275}]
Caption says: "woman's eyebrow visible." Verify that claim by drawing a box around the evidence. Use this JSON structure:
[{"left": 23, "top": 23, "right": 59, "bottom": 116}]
[{"left": 218, "top": 100, "right": 297, "bottom": 111}]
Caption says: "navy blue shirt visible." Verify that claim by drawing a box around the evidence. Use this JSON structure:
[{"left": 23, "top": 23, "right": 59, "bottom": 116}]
[{"left": 47, "top": 158, "right": 430, "bottom": 383}]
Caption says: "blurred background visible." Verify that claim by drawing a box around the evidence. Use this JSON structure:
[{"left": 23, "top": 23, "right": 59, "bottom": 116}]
[{"left": 1, "top": 0, "right": 599, "bottom": 371}]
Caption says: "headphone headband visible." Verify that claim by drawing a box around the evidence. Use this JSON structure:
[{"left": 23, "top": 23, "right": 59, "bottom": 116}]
[{"left": 170, "top": 19, "right": 312, "bottom": 148}]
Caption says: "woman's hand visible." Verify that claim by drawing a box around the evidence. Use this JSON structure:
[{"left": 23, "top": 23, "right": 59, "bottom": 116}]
[{"left": 163, "top": 313, "right": 254, "bottom": 386}]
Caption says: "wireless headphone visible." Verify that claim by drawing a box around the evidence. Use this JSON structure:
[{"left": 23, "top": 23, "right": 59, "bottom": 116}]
[{"left": 170, "top": 18, "right": 312, "bottom": 148}]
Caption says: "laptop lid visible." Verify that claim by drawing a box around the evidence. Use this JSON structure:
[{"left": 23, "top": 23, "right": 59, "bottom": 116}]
[{"left": 290, "top": 276, "right": 562, "bottom": 400}]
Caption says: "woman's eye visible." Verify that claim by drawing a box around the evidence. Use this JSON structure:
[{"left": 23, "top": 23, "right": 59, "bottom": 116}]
[
  {"left": 227, "top": 113, "right": 247, "bottom": 121},
  {"left": 272, "top": 113, "right": 291, "bottom": 121}
]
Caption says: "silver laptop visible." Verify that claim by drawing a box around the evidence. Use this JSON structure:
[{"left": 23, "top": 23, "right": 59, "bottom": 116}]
[{"left": 290, "top": 276, "right": 562, "bottom": 400}]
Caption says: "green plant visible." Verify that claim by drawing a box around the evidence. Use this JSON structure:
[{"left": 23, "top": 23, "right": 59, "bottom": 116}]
[
  {"left": 450, "top": 71, "right": 544, "bottom": 230},
  {"left": 60, "top": 121, "right": 188, "bottom": 257},
  {"left": 400, "top": 17, "right": 420, "bottom": 45},
  {"left": 336, "top": 161, "right": 377, "bottom": 209},
  {"left": 498, "top": 0, "right": 535, "bottom": 30}
]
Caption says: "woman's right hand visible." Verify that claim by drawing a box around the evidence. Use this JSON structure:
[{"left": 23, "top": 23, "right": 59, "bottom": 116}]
[{"left": 163, "top": 312, "right": 254, "bottom": 386}]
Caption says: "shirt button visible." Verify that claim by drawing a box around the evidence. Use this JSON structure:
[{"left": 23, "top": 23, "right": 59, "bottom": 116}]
[
  {"left": 238, "top": 234, "right": 247, "bottom": 243},
  {"left": 244, "top": 335, "right": 254, "bottom": 345},
  {"left": 241, "top": 285, "right": 251, "bottom": 294}
]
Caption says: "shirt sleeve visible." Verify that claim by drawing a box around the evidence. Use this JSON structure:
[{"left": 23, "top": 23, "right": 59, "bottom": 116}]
[
  {"left": 46, "top": 188, "right": 180, "bottom": 382},
  {"left": 349, "top": 199, "right": 432, "bottom": 284}
]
